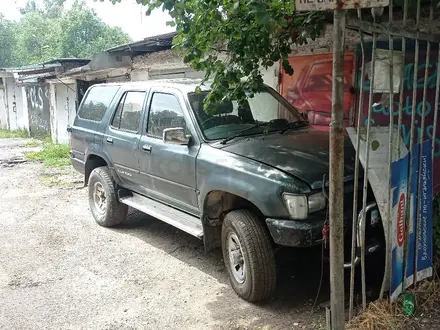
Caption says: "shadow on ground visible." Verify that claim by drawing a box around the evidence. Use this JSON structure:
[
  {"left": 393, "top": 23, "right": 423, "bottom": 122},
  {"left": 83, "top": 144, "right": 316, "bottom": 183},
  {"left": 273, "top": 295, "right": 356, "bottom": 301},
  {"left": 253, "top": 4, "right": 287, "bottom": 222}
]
[{"left": 111, "top": 208, "right": 385, "bottom": 329}]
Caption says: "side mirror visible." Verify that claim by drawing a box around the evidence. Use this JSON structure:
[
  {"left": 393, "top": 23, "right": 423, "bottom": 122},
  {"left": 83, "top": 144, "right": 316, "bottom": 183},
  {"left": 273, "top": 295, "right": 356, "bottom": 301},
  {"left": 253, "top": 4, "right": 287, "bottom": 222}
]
[
  {"left": 163, "top": 127, "right": 190, "bottom": 145},
  {"left": 301, "top": 112, "right": 309, "bottom": 121}
]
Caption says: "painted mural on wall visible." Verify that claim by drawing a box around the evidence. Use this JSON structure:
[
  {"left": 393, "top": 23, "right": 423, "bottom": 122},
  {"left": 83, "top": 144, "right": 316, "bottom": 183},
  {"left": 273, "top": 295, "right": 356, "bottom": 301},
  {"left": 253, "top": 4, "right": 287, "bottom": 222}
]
[
  {"left": 280, "top": 52, "right": 355, "bottom": 130},
  {"left": 356, "top": 39, "right": 440, "bottom": 193},
  {"left": 26, "top": 84, "right": 50, "bottom": 137}
]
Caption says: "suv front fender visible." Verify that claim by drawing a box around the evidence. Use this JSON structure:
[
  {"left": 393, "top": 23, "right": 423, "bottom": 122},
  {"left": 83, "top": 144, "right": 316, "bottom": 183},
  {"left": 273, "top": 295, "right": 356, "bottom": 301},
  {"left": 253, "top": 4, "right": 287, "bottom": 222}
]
[{"left": 196, "top": 145, "right": 309, "bottom": 219}]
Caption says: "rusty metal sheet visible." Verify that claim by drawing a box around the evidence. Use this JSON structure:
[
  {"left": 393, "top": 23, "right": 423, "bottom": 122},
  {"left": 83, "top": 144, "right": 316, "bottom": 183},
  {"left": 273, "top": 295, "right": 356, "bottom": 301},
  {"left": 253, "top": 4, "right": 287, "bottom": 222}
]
[{"left": 295, "top": 0, "right": 389, "bottom": 12}]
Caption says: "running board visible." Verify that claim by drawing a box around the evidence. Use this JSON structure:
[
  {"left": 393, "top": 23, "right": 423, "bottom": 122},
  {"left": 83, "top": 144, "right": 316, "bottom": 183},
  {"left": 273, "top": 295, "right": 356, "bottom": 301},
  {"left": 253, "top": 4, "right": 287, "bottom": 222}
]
[{"left": 119, "top": 192, "right": 203, "bottom": 239}]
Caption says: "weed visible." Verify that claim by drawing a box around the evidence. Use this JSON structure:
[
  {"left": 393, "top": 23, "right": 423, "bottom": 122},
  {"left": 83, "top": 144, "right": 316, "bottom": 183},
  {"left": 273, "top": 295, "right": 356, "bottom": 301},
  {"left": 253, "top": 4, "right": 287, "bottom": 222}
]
[
  {"left": 42, "top": 135, "right": 52, "bottom": 144},
  {"left": 346, "top": 299, "right": 406, "bottom": 330},
  {"left": 41, "top": 175, "right": 75, "bottom": 188},
  {"left": 24, "top": 140, "right": 41, "bottom": 147},
  {"left": 0, "top": 129, "right": 29, "bottom": 138},
  {"left": 24, "top": 143, "right": 70, "bottom": 167}
]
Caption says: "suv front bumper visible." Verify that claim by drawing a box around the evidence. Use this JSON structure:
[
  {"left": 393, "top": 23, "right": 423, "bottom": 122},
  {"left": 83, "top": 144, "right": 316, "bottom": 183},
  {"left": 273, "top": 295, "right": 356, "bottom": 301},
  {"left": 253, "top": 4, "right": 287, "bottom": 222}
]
[
  {"left": 266, "top": 202, "right": 382, "bottom": 260},
  {"left": 266, "top": 217, "right": 324, "bottom": 247}
]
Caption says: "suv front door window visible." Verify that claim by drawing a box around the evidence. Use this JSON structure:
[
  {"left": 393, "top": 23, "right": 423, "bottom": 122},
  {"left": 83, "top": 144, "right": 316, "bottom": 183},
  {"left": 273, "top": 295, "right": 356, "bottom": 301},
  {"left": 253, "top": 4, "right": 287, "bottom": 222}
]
[
  {"left": 138, "top": 90, "right": 199, "bottom": 215},
  {"left": 147, "top": 92, "right": 187, "bottom": 137}
]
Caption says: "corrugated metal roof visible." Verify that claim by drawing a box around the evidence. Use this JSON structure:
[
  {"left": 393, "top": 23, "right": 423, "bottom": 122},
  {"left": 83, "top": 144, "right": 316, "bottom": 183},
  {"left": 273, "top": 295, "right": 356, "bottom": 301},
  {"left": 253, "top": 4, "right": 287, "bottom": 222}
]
[
  {"left": 3, "top": 58, "right": 90, "bottom": 73},
  {"left": 106, "top": 32, "right": 177, "bottom": 55}
]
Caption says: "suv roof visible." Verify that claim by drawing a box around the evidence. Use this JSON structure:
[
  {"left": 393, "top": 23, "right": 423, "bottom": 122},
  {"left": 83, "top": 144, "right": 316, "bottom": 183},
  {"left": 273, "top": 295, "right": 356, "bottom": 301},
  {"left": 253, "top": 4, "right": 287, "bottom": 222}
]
[{"left": 96, "top": 78, "right": 211, "bottom": 94}]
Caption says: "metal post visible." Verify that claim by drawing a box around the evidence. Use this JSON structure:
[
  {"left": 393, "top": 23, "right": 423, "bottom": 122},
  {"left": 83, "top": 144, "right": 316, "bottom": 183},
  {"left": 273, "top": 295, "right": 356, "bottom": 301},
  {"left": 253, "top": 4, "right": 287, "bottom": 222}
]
[
  {"left": 349, "top": 8, "right": 366, "bottom": 321},
  {"left": 330, "top": 7, "right": 346, "bottom": 330},
  {"left": 383, "top": 0, "right": 394, "bottom": 301},
  {"left": 409, "top": 0, "right": 422, "bottom": 287}
]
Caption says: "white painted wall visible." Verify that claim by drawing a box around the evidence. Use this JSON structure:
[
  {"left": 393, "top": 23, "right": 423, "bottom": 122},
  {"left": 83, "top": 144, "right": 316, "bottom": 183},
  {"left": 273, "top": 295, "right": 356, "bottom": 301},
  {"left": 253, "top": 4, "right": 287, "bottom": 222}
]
[
  {"left": 0, "top": 87, "right": 7, "bottom": 129},
  {"left": 21, "top": 87, "right": 29, "bottom": 132},
  {"left": 5, "top": 78, "right": 17, "bottom": 130},
  {"left": 261, "top": 64, "right": 280, "bottom": 92},
  {"left": 49, "top": 84, "right": 57, "bottom": 143},
  {"left": 50, "top": 82, "right": 77, "bottom": 144},
  {"left": 4, "top": 78, "right": 28, "bottom": 131},
  {"left": 132, "top": 50, "right": 278, "bottom": 90},
  {"left": 131, "top": 70, "right": 149, "bottom": 82}
]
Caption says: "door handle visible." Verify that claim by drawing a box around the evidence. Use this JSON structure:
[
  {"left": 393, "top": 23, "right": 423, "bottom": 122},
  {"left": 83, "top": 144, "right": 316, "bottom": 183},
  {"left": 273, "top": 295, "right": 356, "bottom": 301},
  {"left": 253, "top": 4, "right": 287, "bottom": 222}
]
[
  {"left": 106, "top": 137, "right": 113, "bottom": 144},
  {"left": 142, "top": 144, "right": 152, "bottom": 153}
]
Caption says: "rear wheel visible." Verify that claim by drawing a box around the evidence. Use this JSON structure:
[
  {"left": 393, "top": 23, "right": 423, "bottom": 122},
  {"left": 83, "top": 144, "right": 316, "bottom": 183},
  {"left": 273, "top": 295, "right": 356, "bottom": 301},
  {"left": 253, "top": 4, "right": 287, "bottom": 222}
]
[
  {"left": 88, "top": 166, "right": 127, "bottom": 227},
  {"left": 222, "top": 210, "right": 277, "bottom": 302}
]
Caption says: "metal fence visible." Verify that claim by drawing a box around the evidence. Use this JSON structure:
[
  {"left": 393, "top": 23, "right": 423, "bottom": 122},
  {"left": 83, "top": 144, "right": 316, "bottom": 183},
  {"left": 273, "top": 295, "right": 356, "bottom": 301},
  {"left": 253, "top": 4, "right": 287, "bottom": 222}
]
[{"left": 346, "top": 0, "right": 439, "bottom": 320}]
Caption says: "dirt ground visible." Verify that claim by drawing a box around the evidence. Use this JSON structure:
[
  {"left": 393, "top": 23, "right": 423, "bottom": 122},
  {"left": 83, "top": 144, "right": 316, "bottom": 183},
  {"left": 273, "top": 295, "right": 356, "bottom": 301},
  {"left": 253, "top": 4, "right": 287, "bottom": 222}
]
[{"left": 0, "top": 138, "right": 330, "bottom": 330}]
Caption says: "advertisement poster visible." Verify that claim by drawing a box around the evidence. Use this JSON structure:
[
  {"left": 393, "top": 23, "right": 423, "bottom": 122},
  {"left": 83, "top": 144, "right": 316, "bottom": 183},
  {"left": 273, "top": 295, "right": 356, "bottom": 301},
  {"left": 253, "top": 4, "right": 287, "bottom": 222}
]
[
  {"left": 416, "top": 140, "right": 433, "bottom": 283},
  {"left": 405, "top": 143, "right": 419, "bottom": 288},
  {"left": 280, "top": 52, "right": 354, "bottom": 130},
  {"left": 356, "top": 40, "right": 440, "bottom": 193},
  {"left": 390, "top": 153, "right": 409, "bottom": 302}
]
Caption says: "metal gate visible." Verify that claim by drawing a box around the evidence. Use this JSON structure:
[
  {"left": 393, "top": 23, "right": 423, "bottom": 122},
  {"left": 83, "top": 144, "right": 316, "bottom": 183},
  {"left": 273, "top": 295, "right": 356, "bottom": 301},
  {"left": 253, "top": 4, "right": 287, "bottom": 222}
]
[
  {"left": 26, "top": 84, "right": 51, "bottom": 137},
  {"left": 345, "top": 0, "right": 440, "bottom": 320}
]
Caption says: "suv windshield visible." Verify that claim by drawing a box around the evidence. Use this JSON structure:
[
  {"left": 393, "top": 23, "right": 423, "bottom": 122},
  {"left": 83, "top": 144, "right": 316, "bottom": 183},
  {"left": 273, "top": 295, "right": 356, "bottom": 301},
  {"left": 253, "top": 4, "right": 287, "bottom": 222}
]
[{"left": 187, "top": 88, "right": 305, "bottom": 141}]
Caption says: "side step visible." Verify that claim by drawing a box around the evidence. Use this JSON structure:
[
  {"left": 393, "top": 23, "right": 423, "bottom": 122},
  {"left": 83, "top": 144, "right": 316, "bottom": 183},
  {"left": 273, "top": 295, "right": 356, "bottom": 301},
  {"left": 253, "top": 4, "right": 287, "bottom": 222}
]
[{"left": 119, "top": 192, "right": 203, "bottom": 239}]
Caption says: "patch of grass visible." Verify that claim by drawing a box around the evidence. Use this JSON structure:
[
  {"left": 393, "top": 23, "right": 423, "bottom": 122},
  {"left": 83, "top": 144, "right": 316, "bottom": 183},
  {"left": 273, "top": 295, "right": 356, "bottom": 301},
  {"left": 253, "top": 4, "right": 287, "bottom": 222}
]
[
  {"left": 41, "top": 175, "right": 74, "bottom": 188},
  {"left": 24, "top": 142, "right": 70, "bottom": 167},
  {"left": 24, "top": 140, "right": 41, "bottom": 147},
  {"left": 347, "top": 280, "right": 440, "bottom": 330},
  {"left": 347, "top": 300, "right": 406, "bottom": 330},
  {"left": 0, "top": 129, "right": 29, "bottom": 138},
  {"left": 41, "top": 135, "right": 52, "bottom": 144}
]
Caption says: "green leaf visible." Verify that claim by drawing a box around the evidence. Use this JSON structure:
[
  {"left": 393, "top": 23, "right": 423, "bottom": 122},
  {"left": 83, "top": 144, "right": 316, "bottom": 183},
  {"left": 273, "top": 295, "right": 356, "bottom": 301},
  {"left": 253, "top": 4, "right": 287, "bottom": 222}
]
[{"left": 124, "top": 0, "right": 327, "bottom": 113}]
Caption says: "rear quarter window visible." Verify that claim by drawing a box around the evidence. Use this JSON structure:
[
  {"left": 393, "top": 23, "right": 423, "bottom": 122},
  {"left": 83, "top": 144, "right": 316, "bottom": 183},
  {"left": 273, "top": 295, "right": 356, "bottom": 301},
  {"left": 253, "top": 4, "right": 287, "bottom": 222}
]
[{"left": 77, "top": 85, "right": 120, "bottom": 122}]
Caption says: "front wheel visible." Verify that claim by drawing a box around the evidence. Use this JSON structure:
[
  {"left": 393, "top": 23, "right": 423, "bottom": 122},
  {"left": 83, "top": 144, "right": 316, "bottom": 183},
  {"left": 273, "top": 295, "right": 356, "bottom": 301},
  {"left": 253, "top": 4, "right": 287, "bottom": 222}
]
[
  {"left": 222, "top": 210, "right": 277, "bottom": 302},
  {"left": 88, "top": 166, "right": 128, "bottom": 227}
]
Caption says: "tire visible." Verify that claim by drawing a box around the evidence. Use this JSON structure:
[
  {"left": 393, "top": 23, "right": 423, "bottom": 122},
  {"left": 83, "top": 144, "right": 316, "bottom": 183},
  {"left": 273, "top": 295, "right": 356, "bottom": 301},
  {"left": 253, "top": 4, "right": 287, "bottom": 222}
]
[
  {"left": 88, "top": 166, "right": 128, "bottom": 227},
  {"left": 221, "top": 210, "right": 277, "bottom": 302}
]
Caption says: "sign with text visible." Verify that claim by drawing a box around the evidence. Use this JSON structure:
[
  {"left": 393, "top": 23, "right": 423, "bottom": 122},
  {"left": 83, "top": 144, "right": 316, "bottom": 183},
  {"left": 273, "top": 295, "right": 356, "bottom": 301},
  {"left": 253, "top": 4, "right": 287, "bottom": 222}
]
[{"left": 295, "top": 0, "right": 389, "bottom": 11}]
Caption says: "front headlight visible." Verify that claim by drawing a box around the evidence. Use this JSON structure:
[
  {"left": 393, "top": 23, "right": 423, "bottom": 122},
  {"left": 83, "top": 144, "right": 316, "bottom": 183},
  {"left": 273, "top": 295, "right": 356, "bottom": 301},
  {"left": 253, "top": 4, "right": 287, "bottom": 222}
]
[
  {"left": 283, "top": 194, "right": 308, "bottom": 220},
  {"left": 283, "top": 192, "right": 327, "bottom": 220},
  {"left": 308, "top": 192, "right": 327, "bottom": 213}
]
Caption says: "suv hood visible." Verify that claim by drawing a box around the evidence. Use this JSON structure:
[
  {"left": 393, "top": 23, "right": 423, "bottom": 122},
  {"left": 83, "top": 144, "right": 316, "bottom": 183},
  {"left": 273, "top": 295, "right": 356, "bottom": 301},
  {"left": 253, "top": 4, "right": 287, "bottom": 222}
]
[{"left": 218, "top": 128, "right": 357, "bottom": 190}]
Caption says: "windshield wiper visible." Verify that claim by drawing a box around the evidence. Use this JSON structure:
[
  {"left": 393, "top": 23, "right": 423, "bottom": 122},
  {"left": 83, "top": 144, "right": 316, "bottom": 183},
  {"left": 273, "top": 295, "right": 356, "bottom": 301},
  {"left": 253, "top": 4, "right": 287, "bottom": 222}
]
[
  {"left": 220, "top": 121, "right": 269, "bottom": 144},
  {"left": 279, "top": 120, "right": 309, "bottom": 134}
]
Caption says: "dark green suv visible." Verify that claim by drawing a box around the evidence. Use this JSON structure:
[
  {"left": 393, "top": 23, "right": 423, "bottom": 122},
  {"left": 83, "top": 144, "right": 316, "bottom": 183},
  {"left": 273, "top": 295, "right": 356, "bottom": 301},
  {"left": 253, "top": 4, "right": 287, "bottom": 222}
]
[{"left": 69, "top": 79, "right": 383, "bottom": 302}]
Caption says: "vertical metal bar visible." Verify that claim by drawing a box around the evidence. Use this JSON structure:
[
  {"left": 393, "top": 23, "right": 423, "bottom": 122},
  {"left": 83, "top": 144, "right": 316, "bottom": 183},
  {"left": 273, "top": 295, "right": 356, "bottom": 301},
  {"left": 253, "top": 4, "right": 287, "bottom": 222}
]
[
  {"left": 329, "top": 8, "right": 346, "bottom": 330},
  {"left": 359, "top": 30, "right": 377, "bottom": 312},
  {"left": 397, "top": 0, "right": 408, "bottom": 158},
  {"left": 432, "top": 49, "right": 440, "bottom": 167},
  {"left": 409, "top": 0, "right": 422, "bottom": 287},
  {"left": 414, "top": 0, "right": 433, "bottom": 287},
  {"left": 349, "top": 8, "right": 366, "bottom": 321},
  {"left": 382, "top": 0, "right": 395, "bottom": 301},
  {"left": 400, "top": 0, "right": 411, "bottom": 298}
]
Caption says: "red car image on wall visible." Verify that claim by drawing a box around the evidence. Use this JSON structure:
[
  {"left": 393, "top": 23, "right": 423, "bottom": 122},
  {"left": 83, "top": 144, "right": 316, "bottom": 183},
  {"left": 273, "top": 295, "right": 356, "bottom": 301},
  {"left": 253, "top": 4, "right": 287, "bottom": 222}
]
[{"left": 280, "top": 53, "right": 355, "bottom": 130}]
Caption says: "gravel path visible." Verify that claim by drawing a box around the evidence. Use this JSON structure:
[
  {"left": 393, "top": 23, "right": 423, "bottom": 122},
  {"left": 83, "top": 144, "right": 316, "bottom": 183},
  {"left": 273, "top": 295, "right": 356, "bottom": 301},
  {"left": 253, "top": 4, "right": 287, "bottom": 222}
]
[{"left": 0, "top": 138, "right": 327, "bottom": 330}]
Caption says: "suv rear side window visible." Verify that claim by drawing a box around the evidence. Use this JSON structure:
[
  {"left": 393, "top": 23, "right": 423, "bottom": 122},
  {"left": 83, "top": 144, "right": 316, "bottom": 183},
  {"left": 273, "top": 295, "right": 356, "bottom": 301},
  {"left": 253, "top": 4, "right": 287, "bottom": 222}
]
[
  {"left": 78, "top": 85, "right": 119, "bottom": 121},
  {"left": 147, "top": 93, "right": 186, "bottom": 138},
  {"left": 111, "top": 92, "right": 146, "bottom": 132}
]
